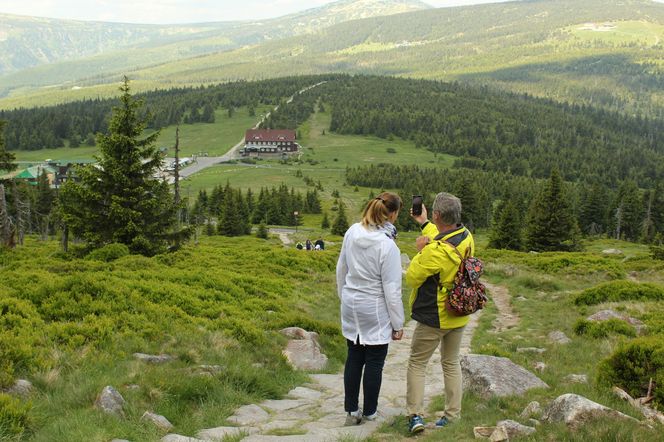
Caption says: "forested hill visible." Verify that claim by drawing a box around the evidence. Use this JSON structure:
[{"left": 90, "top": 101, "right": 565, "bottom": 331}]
[
  {"left": 1, "top": 0, "right": 662, "bottom": 118},
  {"left": 3, "top": 75, "right": 663, "bottom": 190}
]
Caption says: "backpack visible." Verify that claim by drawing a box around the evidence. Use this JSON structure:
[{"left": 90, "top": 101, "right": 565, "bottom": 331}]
[{"left": 442, "top": 242, "right": 488, "bottom": 316}]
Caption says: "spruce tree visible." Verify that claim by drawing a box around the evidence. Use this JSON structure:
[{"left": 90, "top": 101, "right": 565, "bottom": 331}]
[
  {"left": 35, "top": 169, "right": 54, "bottom": 240},
  {"left": 489, "top": 198, "right": 523, "bottom": 250},
  {"left": 525, "top": 168, "right": 579, "bottom": 251},
  {"left": 0, "top": 121, "right": 16, "bottom": 172},
  {"left": 331, "top": 202, "right": 349, "bottom": 236},
  {"left": 321, "top": 211, "right": 330, "bottom": 229},
  {"left": 256, "top": 221, "right": 268, "bottom": 239},
  {"left": 59, "top": 77, "right": 183, "bottom": 255}
]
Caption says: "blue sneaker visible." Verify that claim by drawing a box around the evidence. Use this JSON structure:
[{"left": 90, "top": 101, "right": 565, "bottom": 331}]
[
  {"left": 408, "top": 415, "right": 425, "bottom": 434},
  {"left": 435, "top": 416, "right": 450, "bottom": 427}
]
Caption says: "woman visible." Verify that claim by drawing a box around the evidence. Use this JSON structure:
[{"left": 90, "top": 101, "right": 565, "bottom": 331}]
[{"left": 336, "top": 192, "right": 405, "bottom": 425}]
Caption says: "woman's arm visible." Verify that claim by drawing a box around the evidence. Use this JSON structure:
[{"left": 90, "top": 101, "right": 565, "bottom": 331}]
[
  {"left": 336, "top": 234, "right": 349, "bottom": 300},
  {"left": 381, "top": 242, "right": 404, "bottom": 332}
]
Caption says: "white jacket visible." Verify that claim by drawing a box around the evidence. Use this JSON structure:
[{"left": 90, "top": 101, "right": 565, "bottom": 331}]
[{"left": 336, "top": 222, "right": 405, "bottom": 345}]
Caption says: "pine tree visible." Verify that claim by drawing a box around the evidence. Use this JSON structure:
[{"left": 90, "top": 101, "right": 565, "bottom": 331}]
[
  {"left": 59, "top": 77, "right": 184, "bottom": 255},
  {"left": 489, "top": 198, "right": 523, "bottom": 250},
  {"left": 0, "top": 121, "right": 16, "bottom": 172},
  {"left": 331, "top": 202, "right": 349, "bottom": 236},
  {"left": 579, "top": 182, "right": 609, "bottom": 235},
  {"left": 256, "top": 221, "right": 268, "bottom": 239},
  {"left": 611, "top": 180, "right": 642, "bottom": 241},
  {"left": 525, "top": 168, "right": 579, "bottom": 251},
  {"left": 321, "top": 211, "right": 330, "bottom": 229},
  {"left": 35, "top": 169, "right": 54, "bottom": 240}
]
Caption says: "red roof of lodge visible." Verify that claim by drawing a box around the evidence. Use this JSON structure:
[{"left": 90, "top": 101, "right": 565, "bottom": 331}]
[{"left": 245, "top": 129, "right": 296, "bottom": 143}]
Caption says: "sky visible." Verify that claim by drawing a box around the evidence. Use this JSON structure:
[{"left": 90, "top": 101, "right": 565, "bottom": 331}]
[{"left": 0, "top": 0, "right": 519, "bottom": 24}]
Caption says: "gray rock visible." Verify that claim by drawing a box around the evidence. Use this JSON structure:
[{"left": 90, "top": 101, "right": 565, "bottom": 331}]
[
  {"left": 587, "top": 310, "right": 646, "bottom": 334},
  {"left": 133, "top": 353, "right": 175, "bottom": 364},
  {"left": 473, "top": 426, "right": 496, "bottom": 438},
  {"left": 94, "top": 386, "right": 125, "bottom": 417},
  {"left": 489, "top": 426, "right": 509, "bottom": 442},
  {"left": 259, "top": 399, "right": 307, "bottom": 411},
  {"left": 516, "top": 296, "right": 528, "bottom": 301},
  {"left": 516, "top": 347, "right": 547, "bottom": 354},
  {"left": 564, "top": 374, "right": 588, "bottom": 384},
  {"left": 543, "top": 393, "right": 637, "bottom": 427},
  {"left": 279, "top": 327, "right": 320, "bottom": 343},
  {"left": 533, "top": 361, "right": 547, "bottom": 373},
  {"left": 287, "top": 386, "right": 323, "bottom": 400},
  {"left": 227, "top": 404, "right": 270, "bottom": 426},
  {"left": 3, "top": 379, "right": 33, "bottom": 398},
  {"left": 461, "top": 354, "right": 549, "bottom": 399},
  {"left": 197, "top": 426, "right": 259, "bottom": 440},
  {"left": 602, "top": 248, "right": 623, "bottom": 255},
  {"left": 141, "top": 411, "right": 174, "bottom": 432},
  {"left": 528, "top": 418, "right": 541, "bottom": 427},
  {"left": 161, "top": 435, "right": 206, "bottom": 442},
  {"left": 520, "top": 401, "right": 543, "bottom": 418},
  {"left": 548, "top": 330, "right": 571, "bottom": 344},
  {"left": 283, "top": 339, "right": 328, "bottom": 371},
  {"left": 496, "top": 419, "right": 536, "bottom": 438}
]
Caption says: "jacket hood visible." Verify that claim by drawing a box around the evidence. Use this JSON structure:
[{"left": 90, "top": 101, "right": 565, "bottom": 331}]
[{"left": 348, "top": 223, "right": 392, "bottom": 249}]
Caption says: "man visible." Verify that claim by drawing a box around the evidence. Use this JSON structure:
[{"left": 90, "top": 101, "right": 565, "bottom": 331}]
[{"left": 405, "top": 192, "right": 475, "bottom": 434}]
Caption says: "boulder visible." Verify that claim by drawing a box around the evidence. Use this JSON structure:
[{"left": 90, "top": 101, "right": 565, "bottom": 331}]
[
  {"left": 141, "top": 411, "right": 174, "bottom": 432},
  {"left": 226, "top": 404, "right": 270, "bottom": 426},
  {"left": 587, "top": 310, "right": 646, "bottom": 334},
  {"left": 543, "top": 393, "right": 637, "bottom": 428},
  {"left": 473, "top": 426, "right": 496, "bottom": 438},
  {"left": 283, "top": 339, "right": 328, "bottom": 371},
  {"left": 461, "top": 354, "right": 549, "bottom": 399},
  {"left": 496, "top": 419, "right": 536, "bottom": 438},
  {"left": 489, "top": 426, "right": 509, "bottom": 442},
  {"left": 95, "top": 386, "right": 125, "bottom": 417},
  {"left": 516, "top": 347, "right": 546, "bottom": 354},
  {"left": 564, "top": 374, "right": 588, "bottom": 384},
  {"left": 3, "top": 379, "right": 33, "bottom": 398},
  {"left": 520, "top": 401, "right": 542, "bottom": 419},
  {"left": 279, "top": 327, "right": 320, "bottom": 343},
  {"left": 602, "top": 248, "right": 623, "bottom": 255},
  {"left": 133, "top": 353, "right": 175, "bottom": 364},
  {"left": 548, "top": 331, "right": 571, "bottom": 344}
]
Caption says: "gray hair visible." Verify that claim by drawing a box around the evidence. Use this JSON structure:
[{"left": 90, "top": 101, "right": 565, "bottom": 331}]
[{"left": 432, "top": 192, "right": 462, "bottom": 225}]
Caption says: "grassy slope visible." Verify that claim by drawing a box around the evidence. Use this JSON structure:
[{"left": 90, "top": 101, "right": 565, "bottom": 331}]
[{"left": 1, "top": 0, "right": 662, "bottom": 116}]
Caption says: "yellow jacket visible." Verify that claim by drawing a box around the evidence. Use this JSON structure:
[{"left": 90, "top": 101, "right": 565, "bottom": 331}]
[{"left": 406, "top": 222, "right": 475, "bottom": 329}]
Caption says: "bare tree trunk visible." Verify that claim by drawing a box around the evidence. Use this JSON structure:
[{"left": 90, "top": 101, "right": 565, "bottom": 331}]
[
  {"left": 174, "top": 126, "right": 180, "bottom": 208},
  {"left": 61, "top": 224, "right": 69, "bottom": 253},
  {"left": 0, "top": 184, "right": 13, "bottom": 247}
]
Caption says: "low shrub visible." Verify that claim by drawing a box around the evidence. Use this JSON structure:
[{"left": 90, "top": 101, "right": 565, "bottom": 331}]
[
  {"left": 574, "top": 280, "right": 664, "bottom": 305},
  {"left": 476, "top": 343, "right": 511, "bottom": 358},
  {"left": 86, "top": 243, "right": 130, "bottom": 262},
  {"left": 0, "top": 393, "right": 32, "bottom": 438},
  {"left": 598, "top": 336, "right": 664, "bottom": 408},
  {"left": 574, "top": 319, "right": 636, "bottom": 338},
  {"left": 651, "top": 245, "right": 664, "bottom": 261}
]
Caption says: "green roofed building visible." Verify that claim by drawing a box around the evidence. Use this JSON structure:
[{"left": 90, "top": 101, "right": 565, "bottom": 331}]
[{"left": 14, "top": 165, "right": 58, "bottom": 185}]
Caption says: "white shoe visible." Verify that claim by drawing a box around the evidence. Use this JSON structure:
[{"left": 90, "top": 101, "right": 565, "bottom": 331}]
[
  {"left": 363, "top": 411, "right": 379, "bottom": 421},
  {"left": 344, "top": 409, "right": 362, "bottom": 426}
]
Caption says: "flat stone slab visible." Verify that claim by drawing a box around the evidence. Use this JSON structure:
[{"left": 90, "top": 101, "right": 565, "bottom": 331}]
[
  {"left": 227, "top": 404, "right": 270, "bottom": 426},
  {"left": 287, "top": 386, "right": 323, "bottom": 401},
  {"left": 133, "top": 353, "right": 175, "bottom": 364},
  {"left": 161, "top": 435, "right": 206, "bottom": 442},
  {"left": 259, "top": 420, "right": 302, "bottom": 432},
  {"left": 197, "top": 426, "right": 258, "bottom": 440},
  {"left": 259, "top": 399, "right": 307, "bottom": 411},
  {"left": 241, "top": 436, "right": 323, "bottom": 442},
  {"left": 461, "top": 354, "right": 549, "bottom": 399},
  {"left": 308, "top": 375, "right": 343, "bottom": 392}
]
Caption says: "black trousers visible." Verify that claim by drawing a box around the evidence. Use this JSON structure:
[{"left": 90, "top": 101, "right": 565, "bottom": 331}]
[{"left": 343, "top": 338, "right": 389, "bottom": 416}]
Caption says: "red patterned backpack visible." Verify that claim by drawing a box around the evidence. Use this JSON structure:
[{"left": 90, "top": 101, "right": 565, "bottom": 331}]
[{"left": 443, "top": 242, "right": 488, "bottom": 316}]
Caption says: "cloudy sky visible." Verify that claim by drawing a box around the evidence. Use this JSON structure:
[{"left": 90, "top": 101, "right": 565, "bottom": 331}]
[{"left": 1, "top": 0, "right": 519, "bottom": 24}]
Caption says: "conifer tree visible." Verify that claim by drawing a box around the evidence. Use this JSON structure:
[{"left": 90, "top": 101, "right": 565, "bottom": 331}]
[
  {"left": 256, "top": 221, "right": 268, "bottom": 239},
  {"left": 35, "top": 169, "right": 54, "bottom": 240},
  {"left": 321, "top": 211, "right": 330, "bottom": 229},
  {"left": 579, "top": 182, "right": 609, "bottom": 235},
  {"left": 525, "top": 168, "right": 579, "bottom": 251},
  {"left": 59, "top": 77, "right": 184, "bottom": 255},
  {"left": 611, "top": 180, "right": 643, "bottom": 241},
  {"left": 489, "top": 198, "right": 523, "bottom": 250},
  {"left": 0, "top": 121, "right": 16, "bottom": 172},
  {"left": 332, "top": 202, "right": 349, "bottom": 236}
]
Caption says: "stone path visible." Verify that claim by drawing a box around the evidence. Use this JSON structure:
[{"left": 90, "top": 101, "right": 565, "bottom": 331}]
[
  {"left": 163, "top": 309, "right": 483, "bottom": 442},
  {"left": 483, "top": 281, "right": 519, "bottom": 333}
]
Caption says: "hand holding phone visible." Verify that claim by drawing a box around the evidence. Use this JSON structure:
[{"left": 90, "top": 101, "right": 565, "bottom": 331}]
[{"left": 412, "top": 195, "right": 423, "bottom": 216}]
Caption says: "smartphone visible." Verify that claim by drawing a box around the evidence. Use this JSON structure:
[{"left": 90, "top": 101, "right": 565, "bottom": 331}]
[{"left": 412, "top": 195, "right": 423, "bottom": 216}]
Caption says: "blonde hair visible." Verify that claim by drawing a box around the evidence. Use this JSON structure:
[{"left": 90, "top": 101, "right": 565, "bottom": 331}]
[{"left": 361, "top": 192, "right": 402, "bottom": 227}]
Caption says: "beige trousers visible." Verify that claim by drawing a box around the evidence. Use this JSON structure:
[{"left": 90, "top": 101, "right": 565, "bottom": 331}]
[{"left": 406, "top": 321, "right": 465, "bottom": 419}]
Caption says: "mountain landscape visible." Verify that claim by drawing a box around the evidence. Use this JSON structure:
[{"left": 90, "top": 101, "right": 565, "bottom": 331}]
[{"left": 1, "top": 0, "right": 664, "bottom": 441}]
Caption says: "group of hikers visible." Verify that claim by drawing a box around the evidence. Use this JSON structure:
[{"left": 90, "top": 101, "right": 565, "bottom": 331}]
[
  {"left": 336, "top": 191, "right": 474, "bottom": 434},
  {"left": 295, "top": 238, "right": 324, "bottom": 251}
]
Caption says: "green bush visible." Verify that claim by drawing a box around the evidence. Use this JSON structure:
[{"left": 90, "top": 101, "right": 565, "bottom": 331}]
[
  {"left": 86, "top": 243, "right": 130, "bottom": 262},
  {"left": 0, "top": 393, "right": 32, "bottom": 438},
  {"left": 599, "top": 337, "right": 664, "bottom": 408},
  {"left": 574, "top": 319, "right": 636, "bottom": 338},
  {"left": 477, "top": 343, "right": 511, "bottom": 358},
  {"left": 651, "top": 245, "right": 664, "bottom": 261},
  {"left": 574, "top": 280, "right": 664, "bottom": 305}
]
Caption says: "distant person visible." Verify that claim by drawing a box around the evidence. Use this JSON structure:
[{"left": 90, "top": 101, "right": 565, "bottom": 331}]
[
  {"left": 315, "top": 237, "right": 325, "bottom": 250},
  {"left": 405, "top": 192, "right": 475, "bottom": 434},
  {"left": 337, "top": 192, "right": 405, "bottom": 426},
  {"left": 305, "top": 239, "right": 313, "bottom": 251},
  {"left": 295, "top": 242, "right": 304, "bottom": 250}
]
